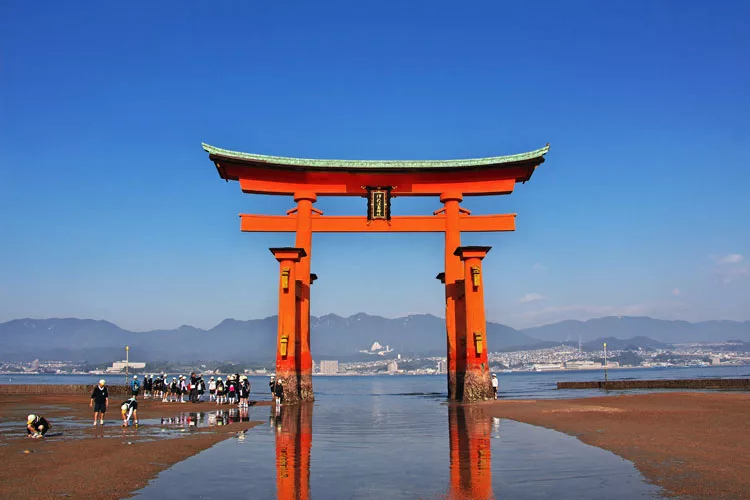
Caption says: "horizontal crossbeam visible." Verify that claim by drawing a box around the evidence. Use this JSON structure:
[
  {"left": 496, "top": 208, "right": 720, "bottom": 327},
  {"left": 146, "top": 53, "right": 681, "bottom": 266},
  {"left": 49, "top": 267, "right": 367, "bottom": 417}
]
[{"left": 239, "top": 214, "right": 516, "bottom": 233}]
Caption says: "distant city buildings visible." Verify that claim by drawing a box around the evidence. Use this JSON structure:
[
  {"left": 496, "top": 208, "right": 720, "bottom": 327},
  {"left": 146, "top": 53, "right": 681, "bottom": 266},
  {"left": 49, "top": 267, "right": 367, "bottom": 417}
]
[
  {"left": 532, "top": 363, "right": 564, "bottom": 372},
  {"left": 319, "top": 360, "right": 339, "bottom": 375},
  {"left": 1, "top": 341, "right": 748, "bottom": 376},
  {"left": 106, "top": 360, "right": 146, "bottom": 373},
  {"left": 564, "top": 360, "right": 602, "bottom": 370}
]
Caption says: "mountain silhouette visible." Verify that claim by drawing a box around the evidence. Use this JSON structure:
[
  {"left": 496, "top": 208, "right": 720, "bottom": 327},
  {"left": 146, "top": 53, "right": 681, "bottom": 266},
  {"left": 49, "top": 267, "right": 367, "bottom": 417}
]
[{"left": 1, "top": 314, "right": 748, "bottom": 363}]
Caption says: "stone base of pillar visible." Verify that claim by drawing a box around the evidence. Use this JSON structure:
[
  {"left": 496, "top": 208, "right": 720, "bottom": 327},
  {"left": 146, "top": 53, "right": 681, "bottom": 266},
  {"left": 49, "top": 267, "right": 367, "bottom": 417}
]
[
  {"left": 277, "top": 372, "right": 314, "bottom": 404},
  {"left": 299, "top": 373, "right": 314, "bottom": 402},
  {"left": 460, "top": 369, "right": 493, "bottom": 402},
  {"left": 278, "top": 373, "right": 301, "bottom": 405}
]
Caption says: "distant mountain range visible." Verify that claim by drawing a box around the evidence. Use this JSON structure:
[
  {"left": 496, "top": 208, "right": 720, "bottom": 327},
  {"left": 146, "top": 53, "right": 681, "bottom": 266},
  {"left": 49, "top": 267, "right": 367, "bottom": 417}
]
[
  {"left": 0, "top": 314, "right": 748, "bottom": 363},
  {"left": 523, "top": 316, "right": 750, "bottom": 344}
]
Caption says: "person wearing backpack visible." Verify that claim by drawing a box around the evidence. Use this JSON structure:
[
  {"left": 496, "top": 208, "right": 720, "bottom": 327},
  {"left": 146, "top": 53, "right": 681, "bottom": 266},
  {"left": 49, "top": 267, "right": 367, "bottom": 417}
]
[
  {"left": 238, "top": 375, "right": 250, "bottom": 408},
  {"left": 130, "top": 376, "right": 141, "bottom": 397},
  {"left": 215, "top": 377, "right": 225, "bottom": 405},
  {"left": 143, "top": 374, "right": 152, "bottom": 399},
  {"left": 227, "top": 377, "right": 237, "bottom": 405},
  {"left": 189, "top": 372, "right": 198, "bottom": 403},
  {"left": 197, "top": 376, "right": 206, "bottom": 402},
  {"left": 170, "top": 377, "right": 180, "bottom": 402}
]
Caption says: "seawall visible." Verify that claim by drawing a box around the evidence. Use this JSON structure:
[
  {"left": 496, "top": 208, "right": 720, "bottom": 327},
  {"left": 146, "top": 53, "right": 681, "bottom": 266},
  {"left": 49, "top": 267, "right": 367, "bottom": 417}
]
[
  {"left": 557, "top": 378, "right": 750, "bottom": 390},
  {"left": 0, "top": 384, "right": 131, "bottom": 395}
]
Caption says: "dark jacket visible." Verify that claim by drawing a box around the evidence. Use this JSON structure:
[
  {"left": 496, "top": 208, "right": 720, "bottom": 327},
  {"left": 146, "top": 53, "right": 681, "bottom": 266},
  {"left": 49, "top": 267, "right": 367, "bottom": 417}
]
[{"left": 91, "top": 385, "right": 108, "bottom": 404}]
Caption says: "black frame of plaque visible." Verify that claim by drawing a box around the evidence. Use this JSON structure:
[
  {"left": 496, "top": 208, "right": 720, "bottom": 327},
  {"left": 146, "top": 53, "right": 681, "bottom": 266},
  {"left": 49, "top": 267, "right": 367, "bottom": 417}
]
[{"left": 366, "top": 186, "right": 392, "bottom": 221}]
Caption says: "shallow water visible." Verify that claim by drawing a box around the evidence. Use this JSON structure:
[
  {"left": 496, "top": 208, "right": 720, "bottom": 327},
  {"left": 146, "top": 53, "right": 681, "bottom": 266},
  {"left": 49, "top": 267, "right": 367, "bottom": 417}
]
[{"left": 133, "top": 378, "right": 663, "bottom": 499}]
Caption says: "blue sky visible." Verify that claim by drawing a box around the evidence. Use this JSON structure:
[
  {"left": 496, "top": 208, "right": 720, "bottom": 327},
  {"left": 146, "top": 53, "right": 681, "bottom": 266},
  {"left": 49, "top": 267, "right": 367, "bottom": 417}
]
[{"left": 1, "top": 1, "right": 748, "bottom": 331}]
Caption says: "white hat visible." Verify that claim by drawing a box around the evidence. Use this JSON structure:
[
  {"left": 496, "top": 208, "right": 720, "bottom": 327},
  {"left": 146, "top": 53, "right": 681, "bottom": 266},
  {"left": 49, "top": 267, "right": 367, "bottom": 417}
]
[
  {"left": 269, "top": 374, "right": 276, "bottom": 378},
  {"left": 210, "top": 376, "right": 214, "bottom": 380},
  {"left": 492, "top": 373, "right": 497, "bottom": 377},
  {"left": 133, "top": 375, "right": 138, "bottom": 379},
  {"left": 27, "top": 414, "right": 36, "bottom": 423},
  {"left": 99, "top": 379, "right": 106, "bottom": 385}
]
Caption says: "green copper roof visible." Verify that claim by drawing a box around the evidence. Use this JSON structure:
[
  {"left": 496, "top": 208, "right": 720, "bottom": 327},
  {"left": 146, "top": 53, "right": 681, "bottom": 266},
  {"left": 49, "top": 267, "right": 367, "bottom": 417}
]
[{"left": 203, "top": 142, "right": 549, "bottom": 170}]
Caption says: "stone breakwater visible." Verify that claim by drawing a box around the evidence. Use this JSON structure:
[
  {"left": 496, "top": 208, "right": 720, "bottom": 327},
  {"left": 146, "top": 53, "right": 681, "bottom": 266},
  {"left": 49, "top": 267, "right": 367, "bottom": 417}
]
[
  {"left": 0, "top": 384, "right": 131, "bottom": 395},
  {"left": 557, "top": 378, "right": 750, "bottom": 390}
]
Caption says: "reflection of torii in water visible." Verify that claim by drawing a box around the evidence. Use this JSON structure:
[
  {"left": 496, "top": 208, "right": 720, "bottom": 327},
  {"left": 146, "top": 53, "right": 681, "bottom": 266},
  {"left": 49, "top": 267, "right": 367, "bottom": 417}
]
[
  {"left": 273, "top": 403, "right": 313, "bottom": 500},
  {"left": 448, "top": 405, "right": 494, "bottom": 500},
  {"left": 271, "top": 402, "right": 494, "bottom": 500}
]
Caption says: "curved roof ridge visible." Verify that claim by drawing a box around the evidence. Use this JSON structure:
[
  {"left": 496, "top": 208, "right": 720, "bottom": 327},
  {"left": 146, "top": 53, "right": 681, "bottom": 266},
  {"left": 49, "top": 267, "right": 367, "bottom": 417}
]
[{"left": 202, "top": 142, "right": 549, "bottom": 170}]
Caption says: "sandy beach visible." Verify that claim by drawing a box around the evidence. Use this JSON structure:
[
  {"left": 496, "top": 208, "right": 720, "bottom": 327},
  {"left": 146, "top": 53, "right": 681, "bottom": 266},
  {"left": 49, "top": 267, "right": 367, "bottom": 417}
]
[
  {"left": 484, "top": 392, "right": 750, "bottom": 499},
  {"left": 2, "top": 389, "right": 748, "bottom": 499},
  {"left": 0, "top": 391, "right": 266, "bottom": 499}
]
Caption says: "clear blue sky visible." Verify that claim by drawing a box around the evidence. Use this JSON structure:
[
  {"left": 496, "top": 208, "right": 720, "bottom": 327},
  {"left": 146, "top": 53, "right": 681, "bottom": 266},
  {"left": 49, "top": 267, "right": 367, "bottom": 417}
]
[{"left": 1, "top": 1, "right": 748, "bottom": 331}]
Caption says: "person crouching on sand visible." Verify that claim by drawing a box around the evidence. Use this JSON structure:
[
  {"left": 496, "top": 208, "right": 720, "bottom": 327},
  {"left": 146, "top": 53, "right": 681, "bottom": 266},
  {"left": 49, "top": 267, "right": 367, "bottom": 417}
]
[
  {"left": 26, "top": 414, "right": 51, "bottom": 438},
  {"left": 90, "top": 379, "right": 109, "bottom": 425},
  {"left": 120, "top": 396, "right": 139, "bottom": 427}
]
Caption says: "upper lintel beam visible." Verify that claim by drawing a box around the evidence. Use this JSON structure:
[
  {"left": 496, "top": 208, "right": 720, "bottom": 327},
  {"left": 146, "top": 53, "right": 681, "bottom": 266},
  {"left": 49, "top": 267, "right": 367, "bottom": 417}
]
[{"left": 235, "top": 171, "right": 516, "bottom": 197}]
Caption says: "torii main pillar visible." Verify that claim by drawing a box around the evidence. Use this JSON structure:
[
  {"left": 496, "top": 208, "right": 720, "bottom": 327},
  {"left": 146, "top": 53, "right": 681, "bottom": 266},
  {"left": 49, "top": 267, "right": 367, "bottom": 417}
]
[
  {"left": 439, "top": 191, "right": 466, "bottom": 401},
  {"left": 271, "top": 247, "right": 307, "bottom": 405},
  {"left": 292, "top": 192, "right": 316, "bottom": 402}
]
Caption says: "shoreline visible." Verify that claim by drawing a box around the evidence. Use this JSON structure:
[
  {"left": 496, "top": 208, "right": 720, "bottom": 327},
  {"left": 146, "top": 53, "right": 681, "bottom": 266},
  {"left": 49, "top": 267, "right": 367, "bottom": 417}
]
[
  {"left": 483, "top": 392, "right": 750, "bottom": 499},
  {"left": 0, "top": 393, "right": 267, "bottom": 499}
]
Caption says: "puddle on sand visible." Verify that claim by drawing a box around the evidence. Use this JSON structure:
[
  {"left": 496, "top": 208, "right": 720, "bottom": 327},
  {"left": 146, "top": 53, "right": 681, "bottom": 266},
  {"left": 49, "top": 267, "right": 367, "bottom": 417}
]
[
  {"left": 133, "top": 394, "right": 663, "bottom": 500},
  {"left": 0, "top": 409, "right": 251, "bottom": 443}
]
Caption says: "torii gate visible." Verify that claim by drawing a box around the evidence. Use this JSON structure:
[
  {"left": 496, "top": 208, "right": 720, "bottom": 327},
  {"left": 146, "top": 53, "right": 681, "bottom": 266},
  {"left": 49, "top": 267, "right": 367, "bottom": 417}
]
[{"left": 204, "top": 142, "right": 548, "bottom": 403}]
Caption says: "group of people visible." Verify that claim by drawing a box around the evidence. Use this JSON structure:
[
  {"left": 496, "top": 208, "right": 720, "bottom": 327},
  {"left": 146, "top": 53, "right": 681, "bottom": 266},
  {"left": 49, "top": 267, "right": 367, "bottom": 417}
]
[
  {"left": 132, "top": 373, "right": 206, "bottom": 403},
  {"left": 26, "top": 372, "right": 290, "bottom": 437},
  {"left": 207, "top": 374, "right": 252, "bottom": 407}
]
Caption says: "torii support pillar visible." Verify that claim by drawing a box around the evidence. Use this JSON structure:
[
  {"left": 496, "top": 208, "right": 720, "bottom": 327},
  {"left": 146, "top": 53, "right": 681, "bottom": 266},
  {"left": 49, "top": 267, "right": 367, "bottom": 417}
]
[
  {"left": 454, "top": 246, "right": 494, "bottom": 402},
  {"left": 271, "top": 247, "right": 307, "bottom": 405},
  {"left": 440, "top": 192, "right": 466, "bottom": 401}
]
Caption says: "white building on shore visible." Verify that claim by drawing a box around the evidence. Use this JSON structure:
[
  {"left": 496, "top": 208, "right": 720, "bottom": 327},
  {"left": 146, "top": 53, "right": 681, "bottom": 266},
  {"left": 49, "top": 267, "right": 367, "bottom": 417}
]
[{"left": 106, "top": 360, "right": 146, "bottom": 373}]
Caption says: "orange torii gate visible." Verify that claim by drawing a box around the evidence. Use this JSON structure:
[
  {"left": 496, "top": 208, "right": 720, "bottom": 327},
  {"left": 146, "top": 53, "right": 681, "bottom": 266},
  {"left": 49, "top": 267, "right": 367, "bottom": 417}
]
[{"left": 204, "top": 142, "right": 548, "bottom": 403}]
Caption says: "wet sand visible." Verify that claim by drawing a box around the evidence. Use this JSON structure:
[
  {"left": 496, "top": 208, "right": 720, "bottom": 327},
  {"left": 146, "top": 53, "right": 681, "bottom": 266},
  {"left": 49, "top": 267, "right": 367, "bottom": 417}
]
[
  {"left": 0, "top": 393, "right": 267, "bottom": 499},
  {"left": 484, "top": 392, "right": 750, "bottom": 499}
]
